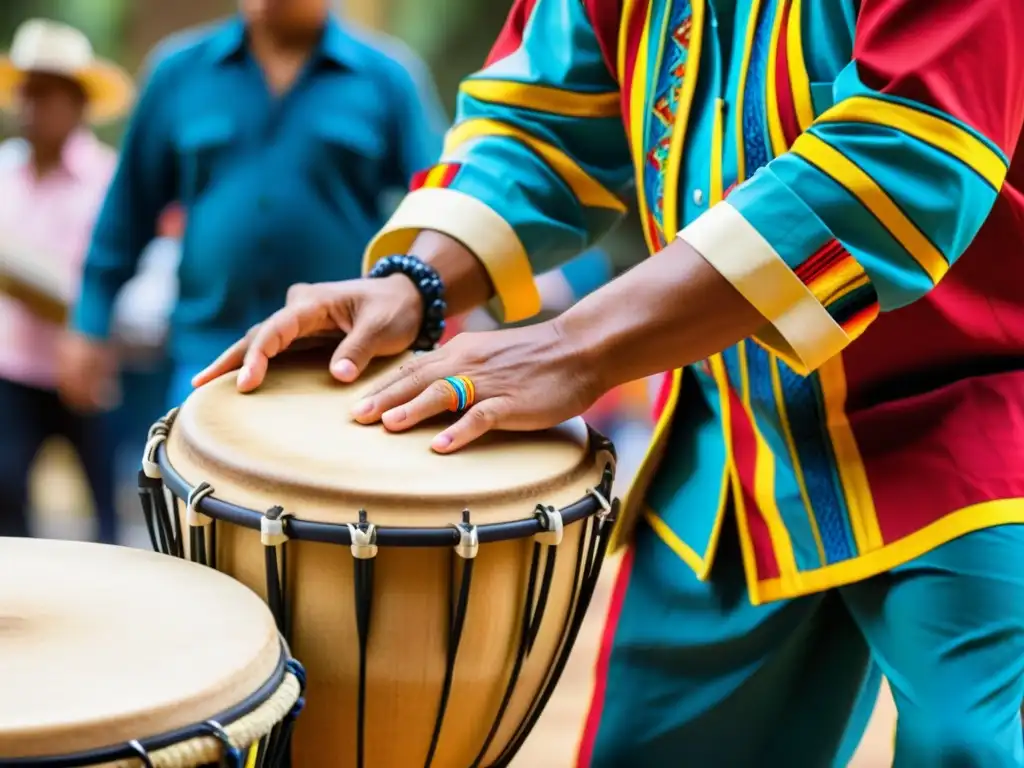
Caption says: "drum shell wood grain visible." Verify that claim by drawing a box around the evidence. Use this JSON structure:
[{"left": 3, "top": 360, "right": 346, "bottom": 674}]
[{"left": 164, "top": 353, "right": 610, "bottom": 767}]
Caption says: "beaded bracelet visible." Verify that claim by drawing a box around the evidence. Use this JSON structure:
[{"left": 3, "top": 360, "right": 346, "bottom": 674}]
[{"left": 368, "top": 254, "right": 447, "bottom": 351}]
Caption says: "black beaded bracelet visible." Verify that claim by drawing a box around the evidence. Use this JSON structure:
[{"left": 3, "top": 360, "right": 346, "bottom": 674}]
[{"left": 368, "top": 254, "right": 447, "bottom": 351}]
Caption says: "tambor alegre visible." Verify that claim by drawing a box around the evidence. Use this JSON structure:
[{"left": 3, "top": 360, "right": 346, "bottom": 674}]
[
  {"left": 139, "top": 350, "right": 619, "bottom": 767},
  {"left": 0, "top": 537, "right": 305, "bottom": 767}
]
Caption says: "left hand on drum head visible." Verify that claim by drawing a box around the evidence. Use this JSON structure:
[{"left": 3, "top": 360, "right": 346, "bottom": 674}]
[
  {"left": 350, "top": 322, "right": 604, "bottom": 453},
  {"left": 192, "top": 277, "right": 423, "bottom": 392}
]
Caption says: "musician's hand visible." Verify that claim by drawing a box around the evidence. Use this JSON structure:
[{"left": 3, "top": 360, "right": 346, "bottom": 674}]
[
  {"left": 192, "top": 275, "right": 423, "bottom": 392},
  {"left": 349, "top": 320, "right": 604, "bottom": 453},
  {"left": 57, "top": 332, "right": 120, "bottom": 413}
]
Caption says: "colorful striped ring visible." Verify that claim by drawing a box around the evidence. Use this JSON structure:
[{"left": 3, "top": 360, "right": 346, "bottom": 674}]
[{"left": 440, "top": 375, "right": 476, "bottom": 412}]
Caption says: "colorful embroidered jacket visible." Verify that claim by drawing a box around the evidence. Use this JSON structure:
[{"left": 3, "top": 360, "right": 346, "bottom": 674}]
[{"left": 365, "top": 0, "right": 1024, "bottom": 603}]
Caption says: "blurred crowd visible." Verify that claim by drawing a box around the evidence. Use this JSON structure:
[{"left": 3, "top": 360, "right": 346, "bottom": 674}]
[{"left": 0, "top": 0, "right": 655, "bottom": 544}]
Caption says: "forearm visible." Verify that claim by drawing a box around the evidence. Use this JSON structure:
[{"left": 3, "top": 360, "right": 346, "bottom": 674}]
[
  {"left": 556, "top": 238, "right": 765, "bottom": 391},
  {"left": 408, "top": 231, "right": 495, "bottom": 316}
]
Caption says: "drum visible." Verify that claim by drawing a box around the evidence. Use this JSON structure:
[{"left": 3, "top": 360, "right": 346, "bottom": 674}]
[
  {"left": 0, "top": 537, "right": 305, "bottom": 767},
  {"left": 138, "top": 351, "right": 618, "bottom": 768}
]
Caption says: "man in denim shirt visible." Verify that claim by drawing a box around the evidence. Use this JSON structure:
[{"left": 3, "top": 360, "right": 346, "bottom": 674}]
[{"left": 60, "top": 0, "right": 448, "bottom": 408}]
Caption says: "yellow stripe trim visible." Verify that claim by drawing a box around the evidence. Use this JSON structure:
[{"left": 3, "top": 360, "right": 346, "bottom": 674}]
[
  {"left": 791, "top": 132, "right": 949, "bottom": 284},
  {"left": 617, "top": 0, "right": 636, "bottom": 84},
  {"left": 785, "top": 0, "right": 814, "bottom": 130},
  {"left": 828, "top": 272, "right": 872, "bottom": 306},
  {"left": 818, "top": 355, "right": 883, "bottom": 555},
  {"left": 628, "top": 2, "right": 656, "bottom": 254},
  {"left": 738, "top": 340, "right": 799, "bottom": 587},
  {"left": 764, "top": 0, "right": 789, "bottom": 156},
  {"left": 710, "top": 98, "right": 725, "bottom": 204},
  {"left": 612, "top": 368, "right": 682, "bottom": 552},
  {"left": 645, "top": 510, "right": 705, "bottom": 573},
  {"left": 818, "top": 96, "right": 1009, "bottom": 190},
  {"left": 460, "top": 80, "right": 621, "bottom": 118},
  {"left": 806, "top": 254, "right": 863, "bottom": 305},
  {"left": 444, "top": 118, "right": 626, "bottom": 212},
  {"left": 704, "top": 354, "right": 735, "bottom": 578},
  {"left": 771, "top": 354, "right": 827, "bottom": 565},
  {"left": 753, "top": 499, "right": 1024, "bottom": 604},
  {"left": 734, "top": 0, "right": 763, "bottom": 181},
  {"left": 646, "top": 357, "right": 734, "bottom": 579},
  {"left": 423, "top": 164, "right": 449, "bottom": 188},
  {"left": 662, "top": 0, "right": 704, "bottom": 236}
]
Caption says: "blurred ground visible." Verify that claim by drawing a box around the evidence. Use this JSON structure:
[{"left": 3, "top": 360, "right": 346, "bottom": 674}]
[{"left": 33, "top": 434, "right": 895, "bottom": 766}]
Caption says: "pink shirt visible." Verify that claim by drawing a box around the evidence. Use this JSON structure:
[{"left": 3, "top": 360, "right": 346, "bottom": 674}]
[{"left": 0, "top": 131, "right": 116, "bottom": 389}]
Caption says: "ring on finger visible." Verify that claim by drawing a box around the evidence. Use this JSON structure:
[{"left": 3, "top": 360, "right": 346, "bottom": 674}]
[{"left": 440, "top": 375, "right": 476, "bottom": 413}]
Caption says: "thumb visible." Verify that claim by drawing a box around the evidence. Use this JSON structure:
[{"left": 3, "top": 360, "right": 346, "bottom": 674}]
[{"left": 329, "top": 316, "right": 385, "bottom": 382}]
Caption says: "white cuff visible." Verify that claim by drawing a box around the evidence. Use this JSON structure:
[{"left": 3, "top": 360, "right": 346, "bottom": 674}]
[
  {"left": 679, "top": 202, "right": 850, "bottom": 375},
  {"left": 363, "top": 188, "right": 540, "bottom": 323}
]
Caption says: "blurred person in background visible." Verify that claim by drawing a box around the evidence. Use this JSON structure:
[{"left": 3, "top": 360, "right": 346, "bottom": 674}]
[
  {"left": 59, "top": 0, "right": 449, "bottom": 410},
  {"left": 0, "top": 18, "right": 132, "bottom": 541},
  {"left": 107, "top": 203, "right": 183, "bottom": 507}
]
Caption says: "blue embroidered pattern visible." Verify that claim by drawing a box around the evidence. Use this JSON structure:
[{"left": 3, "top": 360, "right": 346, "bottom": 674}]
[
  {"left": 735, "top": 0, "right": 855, "bottom": 564},
  {"left": 643, "top": 1, "right": 694, "bottom": 245}
]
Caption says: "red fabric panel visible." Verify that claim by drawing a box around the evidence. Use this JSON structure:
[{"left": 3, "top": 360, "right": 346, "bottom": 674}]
[
  {"left": 853, "top": 0, "right": 1024, "bottom": 155},
  {"left": 853, "top": 370, "right": 1024, "bottom": 542},
  {"left": 773, "top": 0, "right": 803, "bottom": 148},
  {"left": 575, "top": 547, "right": 636, "bottom": 768},
  {"left": 484, "top": 0, "right": 540, "bottom": 67},
  {"left": 727, "top": 388, "right": 781, "bottom": 580},
  {"left": 583, "top": 0, "right": 623, "bottom": 79}
]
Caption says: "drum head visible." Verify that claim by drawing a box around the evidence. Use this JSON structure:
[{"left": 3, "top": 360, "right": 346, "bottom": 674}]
[
  {"left": 0, "top": 538, "right": 281, "bottom": 758},
  {"left": 167, "top": 351, "right": 597, "bottom": 525}
]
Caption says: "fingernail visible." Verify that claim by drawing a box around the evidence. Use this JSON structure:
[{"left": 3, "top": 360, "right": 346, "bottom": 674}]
[
  {"left": 332, "top": 359, "right": 357, "bottom": 381},
  {"left": 236, "top": 367, "right": 252, "bottom": 388},
  {"left": 351, "top": 399, "right": 373, "bottom": 417},
  {"left": 384, "top": 407, "right": 406, "bottom": 425},
  {"left": 432, "top": 433, "right": 452, "bottom": 451}
]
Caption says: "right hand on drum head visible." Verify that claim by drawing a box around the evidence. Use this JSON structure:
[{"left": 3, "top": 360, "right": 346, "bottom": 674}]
[{"left": 193, "top": 276, "right": 424, "bottom": 392}]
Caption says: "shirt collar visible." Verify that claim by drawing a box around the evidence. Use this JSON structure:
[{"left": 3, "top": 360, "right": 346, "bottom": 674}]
[
  {"left": 208, "top": 14, "right": 362, "bottom": 70},
  {"left": 8, "top": 129, "right": 105, "bottom": 183}
]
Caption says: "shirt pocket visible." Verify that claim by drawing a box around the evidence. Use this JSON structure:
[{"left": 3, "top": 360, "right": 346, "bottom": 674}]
[
  {"left": 175, "top": 115, "right": 237, "bottom": 201},
  {"left": 313, "top": 119, "right": 389, "bottom": 211}
]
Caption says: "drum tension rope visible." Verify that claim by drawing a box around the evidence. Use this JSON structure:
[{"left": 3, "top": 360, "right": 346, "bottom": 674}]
[
  {"left": 262, "top": 505, "right": 293, "bottom": 640},
  {"left": 187, "top": 481, "right": 217, "bottom": 569}
]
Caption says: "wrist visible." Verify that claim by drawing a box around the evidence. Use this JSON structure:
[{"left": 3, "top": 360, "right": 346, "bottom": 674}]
[
  {"left": 369, "top": 255, "right": 446, "bottom": 350},
  {"left": 408, "top": 230, "right": 494, "bottom": 316},
  {"left": 550, "top": 305, "right": 614, "bottom": 395}
]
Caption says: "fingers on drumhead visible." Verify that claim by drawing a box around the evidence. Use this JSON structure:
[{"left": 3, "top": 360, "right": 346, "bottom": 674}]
[
  {"left": 193, "top": 335, "right": 251, "bottom": 387},
  {"left": 433, "top": 402, "right": 501, "bottom": 453},
  {"left": 330, "top": 331, "right": 375, "bottom": 382},
  {"left": 380, "top": 379, "right": 453, "bottom": 431}
]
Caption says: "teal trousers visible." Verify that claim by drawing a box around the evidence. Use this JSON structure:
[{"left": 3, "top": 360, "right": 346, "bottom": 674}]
[{"left": 578, "top": 515, "right": 1024, "bottom": 766}]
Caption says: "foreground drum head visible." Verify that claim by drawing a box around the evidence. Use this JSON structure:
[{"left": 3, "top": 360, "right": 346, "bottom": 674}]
[
  {"left": 167, "top": 351, "right": 596, "bottom": 526},
  {"left": 0, "top": 538, "right": 280, "bottom": 759}
]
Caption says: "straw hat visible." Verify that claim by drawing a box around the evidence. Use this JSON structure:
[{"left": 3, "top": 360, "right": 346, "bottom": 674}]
[{"left": 0, "top": 19, "right": 135, "bottom": 124}]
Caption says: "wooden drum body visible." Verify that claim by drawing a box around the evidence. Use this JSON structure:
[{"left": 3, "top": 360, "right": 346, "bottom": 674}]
[
  {"left": 0, "top": 538, "right": 304, "bottom": 767},
  {"left": 140, "top": 352, "right": 618, "bottom": 768}
]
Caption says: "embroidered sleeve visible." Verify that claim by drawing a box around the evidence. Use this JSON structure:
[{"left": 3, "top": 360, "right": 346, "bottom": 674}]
[
  {"left": 364, "top": 0, "right": 633, "bottom": 323},
  {"left": 679, "top": 0, "right": 1023, "bottom": 375}
]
